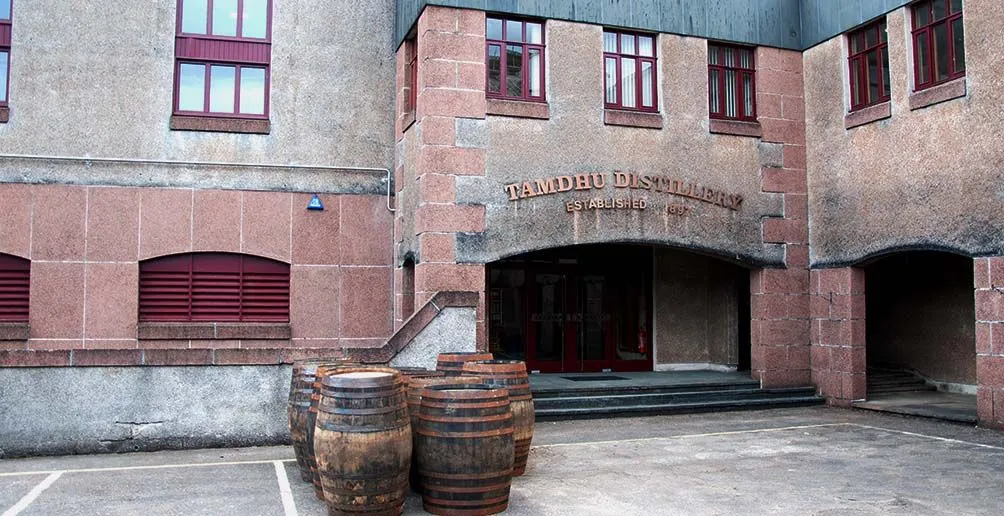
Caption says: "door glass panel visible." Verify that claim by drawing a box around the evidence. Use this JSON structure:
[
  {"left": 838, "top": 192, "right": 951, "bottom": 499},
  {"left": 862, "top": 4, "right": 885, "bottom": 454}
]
[
  {"left": 615, "top": 269, "right": 649, "bottom": 362},
  {"left": 489, "top": 269, "right": 526, "bottom": 362},
  {"left": 533, "top": 273, "right": 563, "bottom": 362},
  {"left": 578, "top": 276, "right": 606, "bottom": 362}
]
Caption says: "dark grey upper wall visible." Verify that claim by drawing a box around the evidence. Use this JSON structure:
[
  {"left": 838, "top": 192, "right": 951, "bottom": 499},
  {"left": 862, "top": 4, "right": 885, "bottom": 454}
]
[
  {"left": 397, "top": 0, "right": 802, "bottom": 49},
  {"left": 800, "top": 0, "right": 911, "bottom": 49},
  {"left": 396, "top": 0, "right": 914, "bottom": 50}
]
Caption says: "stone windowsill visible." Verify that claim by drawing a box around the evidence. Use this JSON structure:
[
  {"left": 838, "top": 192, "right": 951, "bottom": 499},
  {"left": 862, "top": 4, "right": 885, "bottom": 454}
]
[
  {"left": 170, "top": 115, "right": 271, "bottom": 134},
  {"left": 709, "top": 118, "right": 762, "bottom": 138},
  {"left": 137, "top": 322, "right": 292, "bottom": 340},
  {"left": 0, "top": 322, "right": 30, "bottom": 341},
  {"left": 604, "top": 109, "right": 663, "bottom": 129},
  {"left": 909, "top": 77, "right": 967, "bottom": 111},
  {"left": 845, "top": 101, "right": 891, "bottom": 130},
  {"left": 0, "top": 105, "right": 9, "bottom": 123},
  {"left": 486, "top": 98, "right": 550, "bottom": 119}
]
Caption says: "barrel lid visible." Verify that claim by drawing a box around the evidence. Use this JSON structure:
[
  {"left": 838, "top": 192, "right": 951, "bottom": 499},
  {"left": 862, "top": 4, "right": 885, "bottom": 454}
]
[{"left": 335, "top": 371, "right": 392, "bottom": 379}]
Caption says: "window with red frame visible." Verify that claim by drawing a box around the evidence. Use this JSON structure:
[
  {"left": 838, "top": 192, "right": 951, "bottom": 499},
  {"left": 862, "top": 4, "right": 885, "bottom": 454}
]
[
  {"left": 1, "top": 0, "right": 11, "bottom": 107},
  {"left": 139, "top": 253, "right": 290, "bottom": 323},
  {"left": 486, "top": 17, "right": 544, "bottom": 102},
  {"left": 0, "top": 253, "right": 29, "bottom": 323},
  {"left": 404, "top": 38, "right": 417, "bottom": 115},
  {"left": 912, "top": 0, "right": 965, "bottom": 90},
  {"left": 174, "top": 0, "right": 272, "bottom": 118},
  {"left": 848, "top": 19, "right": 890, "bottom": 110},
  {"left": 603, "top": 30, "right": 658, "bottom": 112},
  {"left": 708, "top": 43, "right": 756, "bottom": 122}
]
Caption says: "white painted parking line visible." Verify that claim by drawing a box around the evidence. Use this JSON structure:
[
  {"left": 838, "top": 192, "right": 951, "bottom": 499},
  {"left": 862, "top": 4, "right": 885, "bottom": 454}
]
[
  {"left": 0, "top": 458, "right": 295, "bottom": 478},
  {"left": 2, "top": 471, "right": 63, "bottom": 516},
  {"left": 273, "top": 461, "right": 298, "bottom": 516},
  {"left": 850, "top": 424, "right": 1004, "bottom": 451},
  {"left": 535, "top": 423, "right": 847, "bottom": 448}
]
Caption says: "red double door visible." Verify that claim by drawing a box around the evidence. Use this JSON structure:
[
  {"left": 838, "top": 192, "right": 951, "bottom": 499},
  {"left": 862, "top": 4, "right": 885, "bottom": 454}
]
[{"left": 487, "top": 247, "right": 653, "bottom": 373}]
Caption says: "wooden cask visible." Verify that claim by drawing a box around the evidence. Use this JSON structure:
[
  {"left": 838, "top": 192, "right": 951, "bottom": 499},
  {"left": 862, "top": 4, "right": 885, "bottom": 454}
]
[
  {"left": 462, "top": 360, "right": 535, "bottom": 476},
  {"left": 314, "top": 367, "right": 411, "bottom": 516},
  {"left": 405, "top": 375, "right": 481, "bottom": 493},
  {"left": 287, "top": 359, "right": 352, "bottom": 487},
  {"left": 435, "top": 352, "right": 494, "bottom": 376},
  {"left": 416, "top": 384, "right": 514, "bottom": 516}
]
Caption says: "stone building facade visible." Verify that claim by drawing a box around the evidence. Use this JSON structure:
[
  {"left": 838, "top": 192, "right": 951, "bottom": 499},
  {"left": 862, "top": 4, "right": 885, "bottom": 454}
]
[{"left": 1, "top": 0, "right": 1001, "bottom": 455}]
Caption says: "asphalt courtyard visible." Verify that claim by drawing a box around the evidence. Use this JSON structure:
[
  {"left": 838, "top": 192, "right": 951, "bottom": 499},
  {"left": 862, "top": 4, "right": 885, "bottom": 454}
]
[{"left": 2, "top": 406, "right": 1003, "bottom": 515}]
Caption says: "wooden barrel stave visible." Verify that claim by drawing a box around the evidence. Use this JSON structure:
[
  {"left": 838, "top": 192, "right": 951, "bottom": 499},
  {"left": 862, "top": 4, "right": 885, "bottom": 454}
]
[
  {"left": 405, "top": 375, "right": 481, "bottom": 493},
  {"left": 435, "top": 352, "right": 494, "bottom": 376},
  {"left": 461, "top": 360, "right": 535, "bottom": 476}
]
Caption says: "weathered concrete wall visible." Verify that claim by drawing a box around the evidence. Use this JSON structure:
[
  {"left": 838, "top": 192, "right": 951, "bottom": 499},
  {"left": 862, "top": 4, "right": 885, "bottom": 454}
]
[
  {"left": 865, "top": 252, "right": 976, "bottom": 385},
  {"left": 456, "top": 21, "right": 786, "bottom": 266},
  {"left": 0, "top": 0, "right": 395, "bottom": 170},
  {"left": 390, "top": 306, "right": 476, "bottom": 369},
  {"left": 0, "top": 366, "right": 291, "bottom": 458},
  {"left": 805, "top": 3, "right": 1004, "bottom": 266},
  {"left": 653, "top": 248, "right": 739, "bottom": 368}
]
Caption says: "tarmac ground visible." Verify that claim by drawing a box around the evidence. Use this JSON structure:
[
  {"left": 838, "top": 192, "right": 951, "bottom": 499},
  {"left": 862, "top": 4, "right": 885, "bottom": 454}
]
[{"left": 2, "top": 406, "right": 1003, "bottom": 515}]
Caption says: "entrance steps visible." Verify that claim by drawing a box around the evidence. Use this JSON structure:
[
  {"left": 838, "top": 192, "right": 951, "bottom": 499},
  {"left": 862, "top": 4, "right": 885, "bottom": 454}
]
[
  {"left": 867, "top": 368, "right": 936, "bottom": 396},
  {"left": 532, "top": 377, "right": 822, "bottom": 420}
]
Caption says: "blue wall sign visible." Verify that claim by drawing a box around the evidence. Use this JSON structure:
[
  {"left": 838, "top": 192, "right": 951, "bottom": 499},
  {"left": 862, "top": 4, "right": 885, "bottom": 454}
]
[{"left": 307, "top": 194, "right": 324, "bottom": 211}]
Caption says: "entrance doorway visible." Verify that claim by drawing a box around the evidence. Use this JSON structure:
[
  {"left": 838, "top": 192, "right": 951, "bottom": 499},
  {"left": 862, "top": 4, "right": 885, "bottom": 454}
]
[{"left": 488, "top": 245, "right": 653, "bottom": 373}]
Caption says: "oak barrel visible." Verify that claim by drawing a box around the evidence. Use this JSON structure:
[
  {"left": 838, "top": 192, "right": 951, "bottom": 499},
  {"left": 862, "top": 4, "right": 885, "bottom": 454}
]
[
  {"left": 462, "top": 360, "right": 535, "bottom": 476},
  {"left": 288, "top": 359, "right": 352, "bottom": 486},
  {"left": 306, "top": 361, "right": 355, "bottom": 499},
  {"left": 314, "top": 367, "right": 411, "bottom": 516},
  {"left": 404, "top": 375, "right": 480, "bottom": 493},
  {"left": 416, "top": 384, "right": 514, "bottom": 516},
  {"left": 435, "top": 352, "right": 493, "bottom": 376}
]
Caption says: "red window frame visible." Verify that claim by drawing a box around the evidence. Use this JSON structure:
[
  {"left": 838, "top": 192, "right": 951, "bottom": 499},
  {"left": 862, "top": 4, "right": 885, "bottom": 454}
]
[
  {"left": 848, "top": 19, "right": 891, "bottom": 111},
  {"left": 485, "top": 16, "right": 545, "bottom": 103},
  {"left": 404, "top": 38, "right": 417, "bottom": 115},
  {"left": 708, "top": 43, "right": 757, "bottom": 122},
  {"left": 1, "top": 0, "right": 12, "bottom": 107},
  {"left": 173, "top": 0, "right": 272, "bottom": 119},
  {"left": 912, "top": 0, "right": 965, "bottom": 91},
  {"left": 603, "top": 30, "right": 658, "bottom": 112},
  {"left": 0, "top": 253, "right": 29, "bottom": 323},
  {"left": 139, "top": 253, "right": 290, "bottom": 323}
]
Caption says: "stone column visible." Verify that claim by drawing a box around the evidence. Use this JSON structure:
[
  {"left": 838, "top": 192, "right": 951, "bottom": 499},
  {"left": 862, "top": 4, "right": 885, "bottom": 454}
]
[
  {"left": 749, "top": 48, "right": 811, "bottom": 387},
  {"left": 975, "top": 257, "right": 1004, "bottom": 429},
  {"left": 809, "top": 268, "right": 867, "bottom": 405}
]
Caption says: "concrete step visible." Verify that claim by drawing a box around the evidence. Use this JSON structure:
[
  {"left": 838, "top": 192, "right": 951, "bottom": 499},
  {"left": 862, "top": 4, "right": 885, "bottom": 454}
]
[
  {"left": 535, "top": 395, "right": 825, "bottom": 421},
  {"left": 530, "top": 380, "right": 761, "bottom": 399},
  {"left": 534, "top": 387, "right": 818, "bottom": 411}
]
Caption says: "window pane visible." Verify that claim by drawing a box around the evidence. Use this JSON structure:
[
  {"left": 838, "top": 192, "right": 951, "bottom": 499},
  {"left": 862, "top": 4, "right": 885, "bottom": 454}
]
[
  {"left": 879, "top": 21, "right": 887, "bottom": 42},
  {"left": 743, "top": 73, "right": 754, "bottom": 117},
  {"left": 708, "top": 46, "right": 719, "bottom": 65},
  {"left": 528, "top": 48, "right": 541, "bottom": 97},
  {"left": 181, "top": 0, "right": 208, "bottom": 34},
  {"left": 487, "top": 18, "right": 503, "bottom": 40},
  {"left": 638, "top": 36, "right": 654, "bottom": 57},
  {"left": 505, "top": 20, "right": 522, "bottom": 42},
  {"left": 915, "top": 5, "right": 930, "bottom": 26},
  {"left": 933, "top": 0, "right": 947, "bottom": 21},
  {"left": 723, "top": 47, "right": 735, "bottom": 67},
  {"left": 526, "top": 23, "right": 542, "bottom": 45},
  {"left": 239, "top": 67, "right": 266, "bottom": 115},
  {"left": 621, "top": 57, "right": 636, "bottom": 108},
  {"left": 605, "top": 57, "right": 617, "bottom": 104},
  {"left": 849, "top": 33, "right": 860, "bottom": 54},
  {"left": 488, "top": 45, "right": 502, "bottom": 93},
  {"left": 867, "top": 49, "right": 879, "bottom": 102},
  {"left": 866, "top": 27, "right": 878, "bottom": 47},
  {"left": 604, "top": 32, "right": 617, "bottom": 53},
  {"left": 209, "top": 65, "right": 236, "bottom": 113},
  {"left": 505, "top": 44, "right": 523, "bottom": 97},
  {"left": 212, "top": 0, "right": 238, "bottom": 37},
  {"left": 725, "top": 69, "right": 736, "bottom": 117},
  {"left": 951, "top": 0, "right": 963, "bottom": 13},
  {"left": 916, "top": 32, "right": 930, "bottom": 84},
  {"left": 0, "top": 0, "right": 10, "bottom": 20},
  {"left": 242, "top": 0, "right": 268, "bottom": 39},
  {"left": 934, "top": 22, "right": 949, "bottom": 81},
  {"left": 953, "top": 17, "right": 965, "bottom": 73},
  {"left": 850, "top": 59, "right": 861, "bottom": 106},
  {"left": 881, "top": 47, "right": 891, "bottom": 97},
  {"left": 739, "top": 48, "right": 753, "bottom": 68},
  {"left": 709, "top": 69, "right": 719, "bottom": 114},
  {"left": 0, "top": 51, "right": 7, "bottom": 103},
  {"left": 641, "top": 60, "right": 654, "bottom": 107},
  {"left": 621, "top": 34, "right": 635, "bottom": 55},
  {"left": 178, "top": 63, "right": 206, "bottom": 111}
]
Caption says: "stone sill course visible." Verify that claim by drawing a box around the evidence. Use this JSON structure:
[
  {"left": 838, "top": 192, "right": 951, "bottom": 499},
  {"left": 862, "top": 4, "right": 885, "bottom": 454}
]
[
  {"left": 709, "top": 119, "right": 762, "bottom": 138},
  {"left": 486, "top": 98, "right": 550, "bottom": 119},
  {"left": 845, "top": 101, "right": 891, "bottom": 130},
  {"left": 604, "top": 109, "right": 663, "bottom": 129}
]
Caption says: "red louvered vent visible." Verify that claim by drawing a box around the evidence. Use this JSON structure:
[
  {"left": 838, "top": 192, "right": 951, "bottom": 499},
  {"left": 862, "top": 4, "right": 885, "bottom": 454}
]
[
  {"left": 139, "top": 253, "right": 289, "bottom": 322},
  {"left": 0, "top": 254, "right": 30, "bottom": 322}
]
